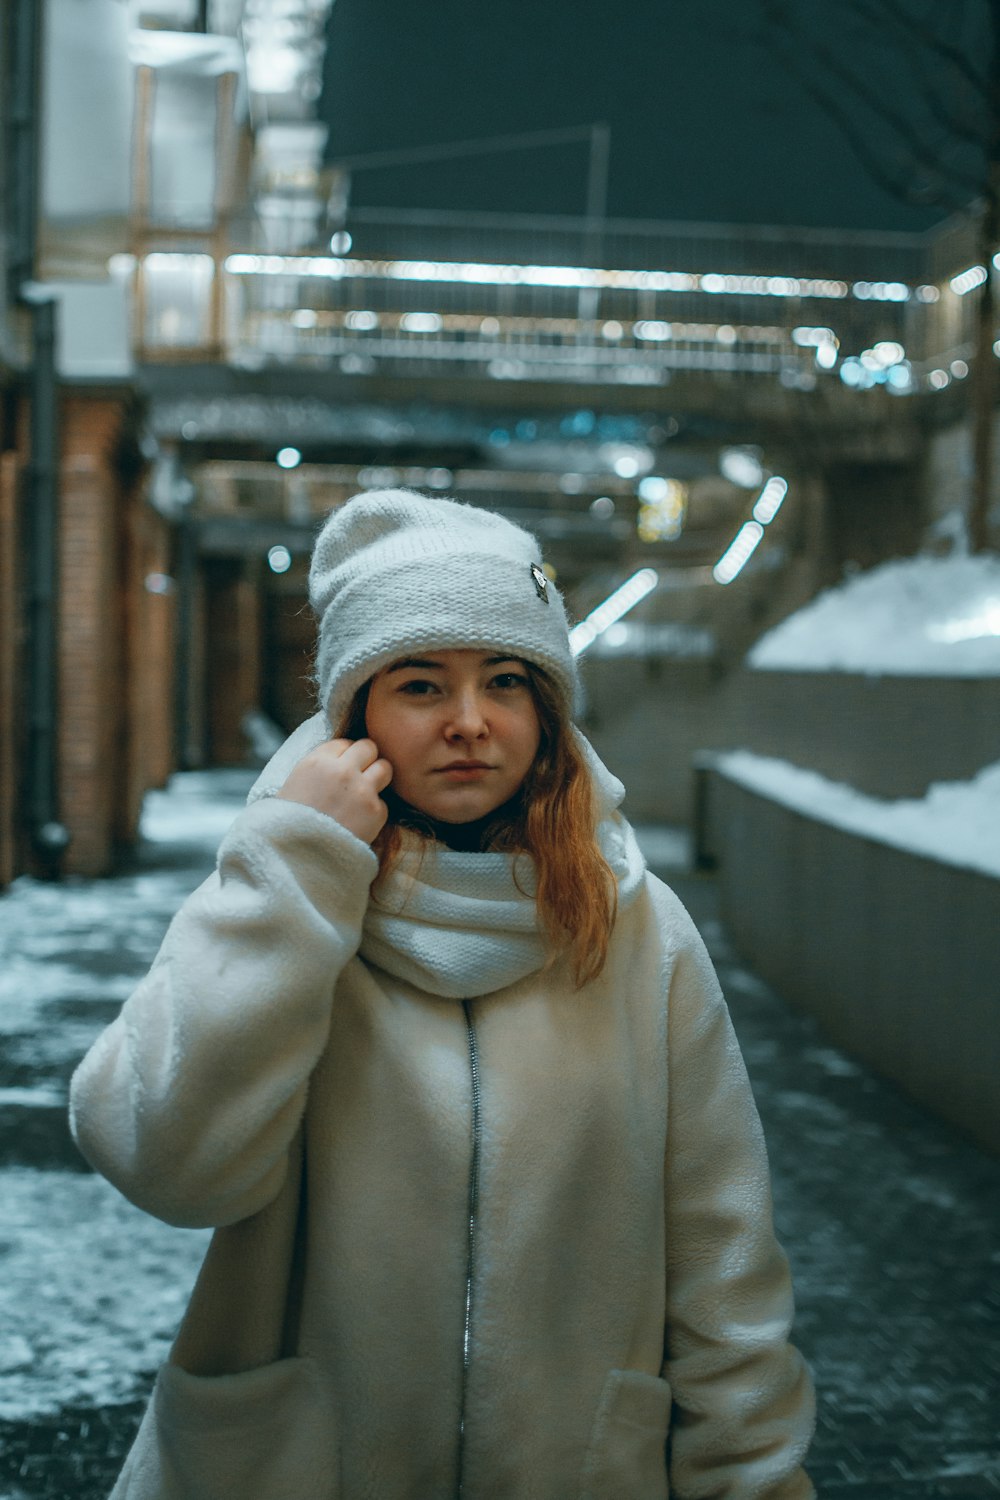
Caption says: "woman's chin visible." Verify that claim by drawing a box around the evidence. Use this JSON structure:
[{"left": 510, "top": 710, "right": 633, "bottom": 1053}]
[{"left": 408, "top": 788, "right": 508, "bottom": 825}]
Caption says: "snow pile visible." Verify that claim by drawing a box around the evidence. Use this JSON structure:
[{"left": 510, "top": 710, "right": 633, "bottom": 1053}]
[
  {"left": 748, "top": 554, "right": 1000, "bottom": 675},
  {"left": 633, "top": 824, "right": 691, "bottom": 871},
  {"left": 715, "top": 751, "right": 1000, "bottom": 879}
]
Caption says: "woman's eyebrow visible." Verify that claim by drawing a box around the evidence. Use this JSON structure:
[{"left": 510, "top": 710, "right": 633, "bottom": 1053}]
[
  {"left": 386, "top": 658, "right": 445, "bottom": 673},
  {"left": 386, "top": 655, "right": 525, "bottom": 673}
]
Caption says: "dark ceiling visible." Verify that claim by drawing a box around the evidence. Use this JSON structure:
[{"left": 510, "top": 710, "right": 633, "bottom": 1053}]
[{"left": 320, "top": 0, "right": 988, "bottom": 234}]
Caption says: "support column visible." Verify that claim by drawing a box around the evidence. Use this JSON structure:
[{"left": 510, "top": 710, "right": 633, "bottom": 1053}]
[
  {"left": 205, "top": 555, "right": 263, "bottom": 765},
  {"left": 57, "top": 400, "right": 125, "bottom": 875},
  {"left": 0, "top": 448, "right": 23, "bottom": 886}
]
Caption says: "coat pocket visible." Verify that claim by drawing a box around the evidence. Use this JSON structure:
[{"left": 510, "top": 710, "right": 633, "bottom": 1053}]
[
  {"left": 111, "top": 1355, "right": 337, "bottom": 1500},
  {"left": 580, "top": 1368, "right": 672, "bottom": 1500}
]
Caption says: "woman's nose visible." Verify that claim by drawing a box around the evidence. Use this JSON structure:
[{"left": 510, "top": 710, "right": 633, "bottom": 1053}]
[{"left": 445, "top": 691, "right": 489, "bottom": 740}]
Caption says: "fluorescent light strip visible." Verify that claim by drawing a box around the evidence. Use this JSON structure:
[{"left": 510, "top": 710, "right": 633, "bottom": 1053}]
[
  {"left": 950, "top": 265, "right": 988, "bottom": 296},
  {"left": 713, "top": 522, "right": 764, "bottom": 585},
  {"left": 270, "top": 307, "right": 803, "bottom": 346},
  {"left": 752, "top": 476, "right": 788, "bottom": 524},
  {"left": 569, "top": 568, "right": 659, "bottom": 656},
  {"left": 278, "top": 306, "right": 805, "bottom": 341},
  {"left": 851, "top": 280, "right": 911, "bottom": 302},
  {"left": 223, "top": 253, "right": 892, "bottom": 301}
]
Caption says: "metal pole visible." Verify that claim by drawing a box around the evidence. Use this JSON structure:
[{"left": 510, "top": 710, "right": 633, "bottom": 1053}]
[
  {"left": 585, "top": 123, "right": 610, "bottom": 249},
  {"left": 330, "top": 123, "right": 599, "bottom": 175},
  {"left": 970, "top": 0, "right": 1000, "bottom": 552},
  {"left": 578, "top": 123, "right": 610, "bottom": 322}
]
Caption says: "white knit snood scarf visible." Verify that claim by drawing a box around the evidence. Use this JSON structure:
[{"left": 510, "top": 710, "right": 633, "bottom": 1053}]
[{"left": 247, "top": 717, "right": 646, "bottom": 1000}]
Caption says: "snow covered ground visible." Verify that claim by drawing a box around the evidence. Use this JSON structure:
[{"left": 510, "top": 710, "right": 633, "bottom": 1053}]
[
  {"left": 0, "top": 774, "right": 251, "bottom": 1422},
  {"left": 715, "top": 750, "right": 1000, "bottom": 879},
  {"left": 4, "top": 768, "right": 1000, "bottom": 1500},
  {"left": 748, "top": 554, "right": 1000, "bottom": 675},
  {"left": 0, "top": 1171, "right": 209, "bottom": 1421}
]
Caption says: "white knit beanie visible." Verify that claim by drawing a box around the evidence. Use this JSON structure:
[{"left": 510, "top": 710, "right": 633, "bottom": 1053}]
[{"left": 309, "top": 488, "right": 580, "bottom": 732}]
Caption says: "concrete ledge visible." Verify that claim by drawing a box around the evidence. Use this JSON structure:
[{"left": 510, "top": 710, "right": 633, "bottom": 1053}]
[
  {"left": 583, "top": 662, "right": 1000, "bottom": 827},
  {"left": 583, "top": 656, "right": 729, "bottom": 825},
  {"left": 733, "top": 670, "right": 1000, "bottom": 798},
  {"left": 705, "top": 764, "right": 1000, "bottom": 1155}
]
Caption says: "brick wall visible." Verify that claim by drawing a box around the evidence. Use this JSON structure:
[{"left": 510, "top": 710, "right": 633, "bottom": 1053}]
[
  {"left": 57, "top": 431, "right": 125, "bottom": 877},
  {"left": 181, "top": 556, "right": 207, "bottom": 769},
  {"left": 56, "top": 390, "right": 183, "bottom": 876},
  {"left": 0, "top": 387, "right": 178, "bottom": 883},
  {"left": 118, "top": 494, "right": 176, "bottom": 844},
  {"left": 143, "top": 515, "right": 177, "bottom": 791}
]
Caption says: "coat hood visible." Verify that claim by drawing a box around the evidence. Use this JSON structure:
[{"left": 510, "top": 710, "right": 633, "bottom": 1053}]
[{"left": 246, "top": 713, "right": 646, "bottom": 998}]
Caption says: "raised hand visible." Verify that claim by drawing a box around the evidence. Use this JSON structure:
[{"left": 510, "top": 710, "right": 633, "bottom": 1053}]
[{"left": 276, "top": 738, "right": 393, "bottom": 844}]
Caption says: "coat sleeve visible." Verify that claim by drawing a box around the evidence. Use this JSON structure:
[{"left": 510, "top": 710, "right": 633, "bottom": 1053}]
[
  {"left": 658, "top": 891, "right": 816, "bottom": 1499},
  {"left": 69, "top": 796, "right": 379, "bottom": 1231}
]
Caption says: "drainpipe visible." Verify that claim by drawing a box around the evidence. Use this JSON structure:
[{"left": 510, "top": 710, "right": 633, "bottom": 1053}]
[
  {"left": 23, "top": 290, "right": 70, "bottom": 870},
  {"left": 6, "top": 0, "right": 70, "bottom": 868},
  {"left": 5, "top": 0, "right": 40, "bottom": 302}
]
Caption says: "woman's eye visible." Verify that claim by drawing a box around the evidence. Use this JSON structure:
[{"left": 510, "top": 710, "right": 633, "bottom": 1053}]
[
  {"left": 491, "top": 672, "right": 530, "bottom": 690},
  {"left": 398, "top": 679, "right": 438, "bottom": 695}
]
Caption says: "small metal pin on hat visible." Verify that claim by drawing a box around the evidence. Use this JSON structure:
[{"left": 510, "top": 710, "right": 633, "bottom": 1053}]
[{"left": 530, "top": 564, "right": 549, "bottom": 603}]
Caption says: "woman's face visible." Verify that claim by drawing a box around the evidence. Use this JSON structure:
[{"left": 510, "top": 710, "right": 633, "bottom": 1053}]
[{"left": 364, "top": 649, "right": 542, "bottom": 824}]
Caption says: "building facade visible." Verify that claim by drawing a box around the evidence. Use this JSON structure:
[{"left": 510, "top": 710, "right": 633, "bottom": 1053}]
[{"left": 1, "top": 0, "right": 995, "bottom": 883}]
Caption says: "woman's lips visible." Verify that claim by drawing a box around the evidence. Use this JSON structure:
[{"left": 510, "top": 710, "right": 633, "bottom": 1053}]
[{"left": 435, "top": 763, "right": 493, "bottom": 777}]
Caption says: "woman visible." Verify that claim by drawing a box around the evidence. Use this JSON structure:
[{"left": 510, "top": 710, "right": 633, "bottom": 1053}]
[{"left": 70, "top": 489, "right": 815, "bottom": 1500}]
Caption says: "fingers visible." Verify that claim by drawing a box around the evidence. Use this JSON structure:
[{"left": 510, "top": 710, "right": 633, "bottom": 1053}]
[
  {"left": 278, "top": 737, "right": 391, "bottom": 842},
  {"left": 335, "top": 738, "right": 392, "bottom": 787},
  {"left": 364, "top": 757, "right": 393, "bottom": 793},
  {"left": 332, "top": 737, "right": 380, "bottom": 770}
]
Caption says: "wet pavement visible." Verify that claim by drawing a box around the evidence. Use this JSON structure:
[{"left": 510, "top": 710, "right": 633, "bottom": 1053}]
[{"left": 1, "top": 770, "right": 998, "bottom": 1499}]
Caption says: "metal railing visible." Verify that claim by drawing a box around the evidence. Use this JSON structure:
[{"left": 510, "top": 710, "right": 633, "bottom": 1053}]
[
  {"left": 341, "top": 205, "right": 930, "bottom": 283},
  {"left": 126, "top": 206, "right": 989, "bottom": 395}
]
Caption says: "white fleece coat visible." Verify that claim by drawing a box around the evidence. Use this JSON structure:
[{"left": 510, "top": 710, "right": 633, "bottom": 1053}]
[{"left": 69, "top": 719, "right": 815, "bottom": 1500}]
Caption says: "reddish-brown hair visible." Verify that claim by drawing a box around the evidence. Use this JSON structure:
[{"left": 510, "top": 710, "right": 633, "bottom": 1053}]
[{"left": 338, "top": 664, "right": 618, "bottom": 987}]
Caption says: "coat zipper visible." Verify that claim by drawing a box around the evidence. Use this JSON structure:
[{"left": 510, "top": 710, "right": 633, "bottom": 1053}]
[{"left": 456, "top": 999, "right": 482, "bottom": 1500}]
